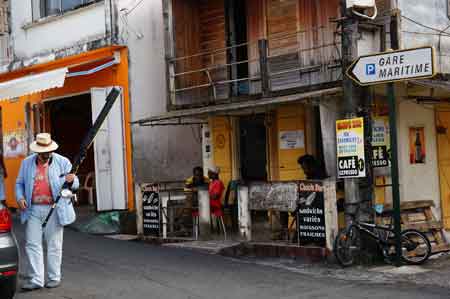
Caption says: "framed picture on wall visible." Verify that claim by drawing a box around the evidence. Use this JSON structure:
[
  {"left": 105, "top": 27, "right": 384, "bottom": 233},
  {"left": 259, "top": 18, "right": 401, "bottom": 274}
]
[
  {"left": 409, "top": 127, "right": 426, "bottom": 164},
  {"left": 3, "top": 130, "right": 26, "bottom": 158}
]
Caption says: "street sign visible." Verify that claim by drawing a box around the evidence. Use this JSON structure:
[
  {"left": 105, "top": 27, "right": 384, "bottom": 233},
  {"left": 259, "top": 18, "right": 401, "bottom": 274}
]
[{"left": 347, "top": 47, "right": 435, "bottom": 86}]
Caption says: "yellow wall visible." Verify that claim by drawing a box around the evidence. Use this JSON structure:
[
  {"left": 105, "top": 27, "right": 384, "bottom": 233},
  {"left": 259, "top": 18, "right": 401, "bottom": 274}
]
[
  {"left": 210, "top": 104, "right": 306, "bottom": 231},
  {"left": 1, "top": 47, "right": 135, "bottom": 211},
  {"left": 437, "top": 110, "right": 450, "bottom": 229},
  {"left": 210, "top": 116, "right": 232, "bottom": 193},
  {"left": 210, "top": 103, "right": 306, "bottom": 184},
  {"left": 276, "top": 104, "right": 306, "bottom": 181}
]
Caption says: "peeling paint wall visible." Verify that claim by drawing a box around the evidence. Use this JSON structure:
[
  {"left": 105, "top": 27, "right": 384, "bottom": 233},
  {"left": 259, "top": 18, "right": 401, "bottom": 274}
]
[
  {"left": 117, "top": 0, "right": 202, "bottom": 182},
  {"left": 397, "top": 91, "right": 441, "bottom": 218},
  {"left": 398, "top": 0, "right": 450, "bottom": 74},
  {"left": 10, "top": 2, "right": 107, "bottom": 60}
]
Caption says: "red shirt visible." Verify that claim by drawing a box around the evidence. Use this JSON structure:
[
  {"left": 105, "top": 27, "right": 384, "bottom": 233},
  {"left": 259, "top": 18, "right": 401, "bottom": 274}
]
[
  {"left": 209, "top": 179, "right": 224, "bottom": 216},
  {"left": 32, "top": 162, "right": 53, "bottom": 205}
]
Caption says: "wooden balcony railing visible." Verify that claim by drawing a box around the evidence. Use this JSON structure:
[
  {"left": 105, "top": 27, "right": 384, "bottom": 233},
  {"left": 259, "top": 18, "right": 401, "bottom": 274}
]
[{"left": 168, "top": 27, "right": 342, "bottom": 109}]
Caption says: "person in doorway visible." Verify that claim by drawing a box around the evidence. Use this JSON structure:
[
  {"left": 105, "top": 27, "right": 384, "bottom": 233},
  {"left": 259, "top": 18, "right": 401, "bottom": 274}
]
[
  {"left": 16, "top": 133, "right": 79, "bottom": 291},
  {"left": 297, "top": 154, "right": 328, "bottom": 180},
  {"left": 208, "top": 166, "right": 225, "bottom": 234}
]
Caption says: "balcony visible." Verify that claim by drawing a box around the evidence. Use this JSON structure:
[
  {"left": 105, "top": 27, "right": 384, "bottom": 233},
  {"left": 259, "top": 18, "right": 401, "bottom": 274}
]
[{"left": 168, "top": 27, "right": 342, "bottom": 110}]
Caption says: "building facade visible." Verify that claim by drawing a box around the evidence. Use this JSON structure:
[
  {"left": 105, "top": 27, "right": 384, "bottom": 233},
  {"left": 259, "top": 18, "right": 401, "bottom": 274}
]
[
  {"left": 0, "top": 0, "right": 201, "bottom": 215},
  {"left": 132, "top": 0, "right": 450, "bottom": 244}
]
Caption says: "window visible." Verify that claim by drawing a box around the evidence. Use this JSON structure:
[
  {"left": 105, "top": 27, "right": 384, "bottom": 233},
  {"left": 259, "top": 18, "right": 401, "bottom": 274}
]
[{"left": 32, "top": 0, "right": 101, "bottom": 20}]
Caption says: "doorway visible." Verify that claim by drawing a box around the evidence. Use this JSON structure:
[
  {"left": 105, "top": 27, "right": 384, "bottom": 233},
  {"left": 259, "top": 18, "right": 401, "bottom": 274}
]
[
  {"left": 240, "top": 114, "right": 267, "bottom": 181},
  {"left": 45, "top": 93, "right": 96, "bottom": 207}
]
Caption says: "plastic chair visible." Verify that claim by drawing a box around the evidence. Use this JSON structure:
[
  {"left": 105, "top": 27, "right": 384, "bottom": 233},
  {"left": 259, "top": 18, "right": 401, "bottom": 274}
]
[{"left": 77, "top": 172, "right": 95, "bottom": 205}]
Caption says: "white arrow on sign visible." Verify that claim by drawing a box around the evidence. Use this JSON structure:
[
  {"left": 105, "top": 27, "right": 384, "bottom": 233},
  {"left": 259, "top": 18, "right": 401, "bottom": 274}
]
[{"left": 347, "top": 47, "right": 436, "bottom": 86}]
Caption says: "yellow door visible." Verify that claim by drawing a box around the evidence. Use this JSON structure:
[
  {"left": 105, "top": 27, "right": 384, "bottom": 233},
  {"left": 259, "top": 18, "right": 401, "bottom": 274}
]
[
  {"left": 437, "top": 111, "right": 450, "bottom": 229},
  {"left": 211, "top": 116, "right": 232, "bottom": 192},
  {"left": 277, "top": 105, "right": 306, "bottom": 181}
]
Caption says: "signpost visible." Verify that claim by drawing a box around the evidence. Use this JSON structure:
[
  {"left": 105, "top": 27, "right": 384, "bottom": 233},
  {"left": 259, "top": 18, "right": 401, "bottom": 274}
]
[
  {"left": 347, "top": 45, "right": 436, "bottom": 266},
  {"left": 346, "top": 47, "right": 435, "bottom": 86}
]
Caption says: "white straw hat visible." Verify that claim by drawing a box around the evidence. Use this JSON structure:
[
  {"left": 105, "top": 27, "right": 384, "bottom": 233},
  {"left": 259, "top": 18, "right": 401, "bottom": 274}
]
[
  {"left": 29, "top": 133, "right": 59, "bottom": 153},
  {"left": 208, "top": 166, "right": 220, "bottom": 174}
]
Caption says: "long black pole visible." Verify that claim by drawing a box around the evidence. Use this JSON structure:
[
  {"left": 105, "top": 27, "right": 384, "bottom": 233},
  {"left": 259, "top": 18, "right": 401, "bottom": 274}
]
[
  {"left": 42, "top": 88, "right": 121, "bottom": 228},
  {"left": 388, "top": 11, "right": 402, "bottom": 266}
]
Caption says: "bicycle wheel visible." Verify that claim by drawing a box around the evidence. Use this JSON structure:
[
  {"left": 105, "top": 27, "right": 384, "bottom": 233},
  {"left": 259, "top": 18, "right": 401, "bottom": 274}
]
[
  {"left": 400, "top": 229, "right": 431, "bottom": 265},
  {"left": 334, "top": 225, "right": 360, "bottom": 267}
]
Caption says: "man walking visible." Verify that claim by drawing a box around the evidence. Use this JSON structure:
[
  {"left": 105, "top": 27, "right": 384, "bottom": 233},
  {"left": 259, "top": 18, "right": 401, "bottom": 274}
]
[{"left": 16, "top": 133, "right": 79, "bottom": 291}]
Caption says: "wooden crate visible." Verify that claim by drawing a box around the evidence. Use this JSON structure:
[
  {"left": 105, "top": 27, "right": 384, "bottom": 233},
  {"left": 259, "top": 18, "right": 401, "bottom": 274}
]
[{"left": 377, "top": 200, "right": 450, "bottom": 254}]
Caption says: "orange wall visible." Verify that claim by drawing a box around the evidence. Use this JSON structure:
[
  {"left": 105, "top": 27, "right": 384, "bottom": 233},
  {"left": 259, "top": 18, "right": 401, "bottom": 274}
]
[{"left": 1, "top": 47, "right": 135, "bottom": 211}]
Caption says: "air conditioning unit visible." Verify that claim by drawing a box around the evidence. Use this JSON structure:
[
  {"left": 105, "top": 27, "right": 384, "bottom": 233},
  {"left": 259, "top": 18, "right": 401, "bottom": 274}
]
[
  {"left": 346, "top": 0, "right": 377, "bottom": 20},
  {"left": 346, "top": 0, "right": 376, "bottom": 8}
]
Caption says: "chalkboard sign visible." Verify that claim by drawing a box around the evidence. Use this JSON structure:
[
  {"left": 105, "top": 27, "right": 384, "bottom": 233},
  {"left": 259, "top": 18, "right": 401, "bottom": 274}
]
[
  {"left": 248, "top": 182, "right": 298, "bottom": 211},
  {"left": 143, "top": 191, "right": 161, "bottom": 236},
  {"left": 297, "top": 181, "right": 326, "bottom": 247}
]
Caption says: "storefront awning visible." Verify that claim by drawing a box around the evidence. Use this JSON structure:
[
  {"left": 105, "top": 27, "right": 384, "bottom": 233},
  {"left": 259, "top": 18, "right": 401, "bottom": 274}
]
[
  {"left": 132, "top": 86, "right": 342, "bottom": 126},
  {"left": 0, "top": 67, "right": 68, "bottom": 101}
]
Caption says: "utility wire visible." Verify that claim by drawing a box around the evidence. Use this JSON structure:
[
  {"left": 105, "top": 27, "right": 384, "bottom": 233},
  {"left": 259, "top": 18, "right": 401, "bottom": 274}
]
[
  {"left": 402, "top": 31, "right": 450, "bottom": 37},
  {"left": 401, "top": 15, "right": 450, "bottom": 37},
  {"left": 124, "top": 0, "right": 145, "bottom": 16}
]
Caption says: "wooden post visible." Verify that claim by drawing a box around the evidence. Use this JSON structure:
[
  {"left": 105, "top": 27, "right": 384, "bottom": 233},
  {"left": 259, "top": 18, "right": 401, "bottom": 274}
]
[
  {"left": 24, "top": 102, "right": 33, "bottom": 155},
  {"left": 258, "top": 39, "right": 270, "bottom": 97}
]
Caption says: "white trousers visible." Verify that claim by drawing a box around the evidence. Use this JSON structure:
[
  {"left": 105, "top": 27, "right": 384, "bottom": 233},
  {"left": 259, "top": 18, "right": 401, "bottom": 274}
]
[{"left": 25, "top": 205, "right": 64, "bottom": 287}]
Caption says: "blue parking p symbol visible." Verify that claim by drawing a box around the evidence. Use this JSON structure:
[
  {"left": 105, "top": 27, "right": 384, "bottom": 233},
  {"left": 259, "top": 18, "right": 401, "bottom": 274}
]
[{"left": 366, "top": 64, "right": 376, "bottom": 75}]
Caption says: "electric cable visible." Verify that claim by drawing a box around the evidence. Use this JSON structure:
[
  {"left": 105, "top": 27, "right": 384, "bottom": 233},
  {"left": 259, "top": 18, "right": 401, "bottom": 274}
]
[
  {"left": 401, "top": 15, "right": 450, "bottom": 37},
  {"left": 123, "top": 0, "right": 145, "bottom": 16}
]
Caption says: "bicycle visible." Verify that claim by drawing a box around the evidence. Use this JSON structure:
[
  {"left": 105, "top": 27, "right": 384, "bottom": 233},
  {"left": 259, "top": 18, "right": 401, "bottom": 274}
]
[{"left": 334, "top": 218, "right": 432, "bottom": 267}]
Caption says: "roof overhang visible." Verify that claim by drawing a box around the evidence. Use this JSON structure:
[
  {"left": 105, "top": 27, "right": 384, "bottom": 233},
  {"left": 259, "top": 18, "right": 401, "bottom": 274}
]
[
  {"left": 132, "top": 86, "right": 343, "bottom": 126},
  {"left": 0, "top": 67, "right": 68, "bottom": 101},
  {"left": 0, "top": 50, "right": 122, "bottom": 101}
]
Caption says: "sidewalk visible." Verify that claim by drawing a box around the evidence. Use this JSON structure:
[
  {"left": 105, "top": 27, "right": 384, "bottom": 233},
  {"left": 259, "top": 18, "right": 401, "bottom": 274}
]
[
  {"left": 229, "top": 252, "right": 450, "bottom": 290},
  {"left": 162, "top": 237, "right": 450, "bottom": 290}
]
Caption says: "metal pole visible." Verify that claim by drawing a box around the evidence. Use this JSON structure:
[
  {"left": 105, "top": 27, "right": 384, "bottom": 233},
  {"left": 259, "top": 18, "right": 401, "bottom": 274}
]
[
  {"left": 388, "top": 10, "right": 402, "bottom": 267},
  {"left": 340, "top": 0, "right": 360, "bottom": 226},
  {"left": 387, "top": 83, "right": 402, "bottom": 266}
]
